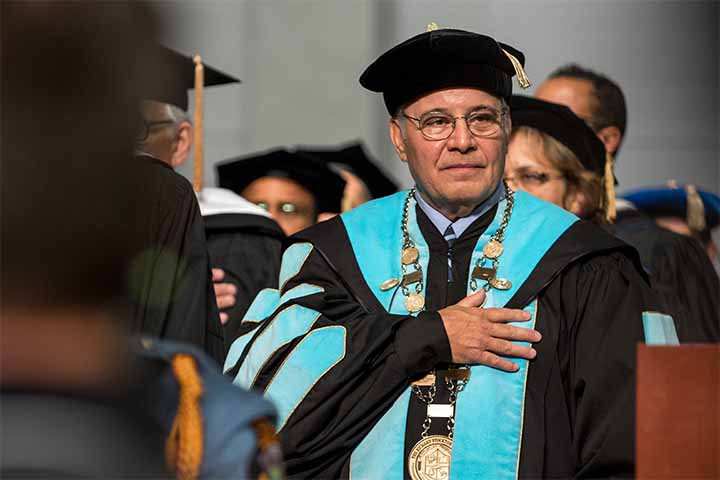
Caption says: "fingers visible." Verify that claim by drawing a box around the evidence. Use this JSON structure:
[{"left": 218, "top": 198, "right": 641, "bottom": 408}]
[
  {"left": 490, "top": 323, "right": 542, "bottom": 343},
  {"left": 212, "top": 268, "right": 225, "bottom": 282},
  {"left": 456, "top": 289, "right": 486, "bottom": 308},
  {"left": 483, "top": 308, "right": 531, "bottom": 323},
  {"left": 486, "top": 337, "right": 537, "bottom": 360},
  {"left": 219, "top": 312, "right": 229, "bottom": 325},
  {"left": 476, "top": 351, "right": 521, "bottom": 372},
  {"left": 214, "top": 282, "right": 237, "bottom": 309}
]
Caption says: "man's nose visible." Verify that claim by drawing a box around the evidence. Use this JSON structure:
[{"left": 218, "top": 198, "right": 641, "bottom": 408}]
[{"left": 445, "top": 118, "right": 476, "bottom": 153}]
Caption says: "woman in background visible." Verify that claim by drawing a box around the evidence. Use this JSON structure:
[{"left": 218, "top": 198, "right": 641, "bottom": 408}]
[{"left": 505, "top": 95, "right": 611, "bottom": 224}]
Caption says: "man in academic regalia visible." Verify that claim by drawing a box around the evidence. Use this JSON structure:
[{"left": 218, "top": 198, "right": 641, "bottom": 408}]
[
  {"left": 225, "top": 27, "right": 677, "bottom": 479},
  {"left": 536, "top": 64, "right": 719, "bottom": 342},
  {"left": 130, "top": 46, "right": 244, "bottom": 363}
]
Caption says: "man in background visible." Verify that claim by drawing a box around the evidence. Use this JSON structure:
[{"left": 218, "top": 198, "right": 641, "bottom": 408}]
[{"left": 536, "top": 64, "right": 719, "bottom": 342}]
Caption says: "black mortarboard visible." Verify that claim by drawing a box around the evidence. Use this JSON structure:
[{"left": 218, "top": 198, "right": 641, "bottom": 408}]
[
  {"left": 216, "top": 148, "right": 346, "bottom": 214},
  {"left": 623, "top": 185, "right": 720, "bottom": 233},
  {"left": 509, "top": 95, "right": 606, "bottom": 176},
  {"left": 143, "top": 44, "right": 240, "bottom": 111},
  {"left": 294, "top": 142, "right": 399, "bottom": 199},
  {"left": 360, "top": 26, "right": 530, "bottom": 114}
]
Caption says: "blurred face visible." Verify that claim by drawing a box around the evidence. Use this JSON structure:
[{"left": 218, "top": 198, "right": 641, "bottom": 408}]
[
  {"left": 137, "top": 100, "right": 192, "bottom": 168},
  {"left": 535, "top": 77, "right": 595, "bottom": 123},
  {"left": 505, "top": 134, "right": 569, "bottom": 208},
  {"left": 389, "top": 88, "right": 509, "bottom": 219},
  {"left": 242, "top": 176, "right": 317, "bottom": 235},
  {"left": 138, "top": 100, "right": 177, "bottom": 164}
]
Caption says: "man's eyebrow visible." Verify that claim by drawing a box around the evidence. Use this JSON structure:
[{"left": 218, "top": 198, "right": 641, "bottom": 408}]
[{"left": 417, "top": 104, "right": 502, "bottom": 116}]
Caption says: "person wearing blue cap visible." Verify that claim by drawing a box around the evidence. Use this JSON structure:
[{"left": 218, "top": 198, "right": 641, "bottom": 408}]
[
  {"left": 624, "top": 183, "right": 719, "bottom": 262},
  {"left": 225, "top": 25, "right": 676, "bottom": 479}
]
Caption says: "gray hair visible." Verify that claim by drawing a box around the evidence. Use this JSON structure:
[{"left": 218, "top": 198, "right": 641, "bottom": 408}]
[{"left": 166, "top": 103, "right": 190, "bottom": 126}]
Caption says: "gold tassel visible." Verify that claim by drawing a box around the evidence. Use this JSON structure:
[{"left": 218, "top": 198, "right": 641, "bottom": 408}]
[
  {"left": 426, "top": 22, "right": 439, "bottom": 32},
  {"left": 165, "top": 353, "right": 204, "bottom": 480},
  {"left": 192, "top": 55, "right": 204, "bottom": 193},
  {"left": 685, "top": 184, "right": 706, "bottom": 233},
  {"left": 604, "top": 152, "right": 617, "bottom": 222},
  {"left": 502, "top": 49, "right": 531, "bottom": 89}
]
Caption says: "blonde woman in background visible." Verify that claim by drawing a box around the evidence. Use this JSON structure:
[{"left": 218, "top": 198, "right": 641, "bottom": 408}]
[{"left": 505, "top": 95, "right": 610, "bottom": 224}]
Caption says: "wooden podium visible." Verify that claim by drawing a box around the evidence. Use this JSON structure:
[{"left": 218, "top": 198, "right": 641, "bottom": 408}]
[{"left": 636, "top": 344, "right": 719, "bottom": 478}]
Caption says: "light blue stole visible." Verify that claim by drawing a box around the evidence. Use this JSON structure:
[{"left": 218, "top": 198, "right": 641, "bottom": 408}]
[{"left": 343, "top": 190, "right": 578, "bottom": 479}]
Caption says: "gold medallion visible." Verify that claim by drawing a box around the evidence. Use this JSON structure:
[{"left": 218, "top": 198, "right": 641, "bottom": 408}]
[
  {"left": 482, "top": 240, "right": 504, "bottom": 259},
  {"left": 380, "top": 278, "right": 400, "bottom": 291},
  {"left": 402, "top": 247, "right": 420, "bottom": 265},
  {"left": 489, "top": 277, "right": 512, "bottom": 290},
  {"left": 405, "top": 293, "right": 425, "bottom": 313},
  {"left": 408, "top": 435, "right": 453, "bottom": 480}
]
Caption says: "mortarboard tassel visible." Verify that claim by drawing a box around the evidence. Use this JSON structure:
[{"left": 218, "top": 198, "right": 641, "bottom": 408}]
[
  {"left": 685, "top": 184, "right": 706, "bottom": 233},
  {"left": 502, "top": 49, "right": 531, "bottom": 89},
  {"left": 192, "top": 55, "right": 204, "bottom": 193},
  {"left": 604, "top": 152, "right": 617, "bottom": 222}
]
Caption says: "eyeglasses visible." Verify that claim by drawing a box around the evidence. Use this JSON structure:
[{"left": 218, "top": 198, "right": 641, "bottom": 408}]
[
  {"left": 504, "top": 171, "right": 565, "bottom": 189},
  {"left": 402, "top": 108, "right": 508, "bottom": 141},
  {"left": 136, "top": 119, "right": 176, "bottom": 142}
]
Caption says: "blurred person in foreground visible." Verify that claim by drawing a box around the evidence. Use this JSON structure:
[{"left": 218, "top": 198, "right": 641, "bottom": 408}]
[
  {"left": 536, "top": 64, "right": 719, "bottom": 342},
  {"left": 224, "top": 26, "right": 676, "bottom": 479},
  {"left": 1, "top": 2, "right": 168, "bottom": 477},
  {"left": 1, "top": 3, "right": 283, "bottom": 479}
]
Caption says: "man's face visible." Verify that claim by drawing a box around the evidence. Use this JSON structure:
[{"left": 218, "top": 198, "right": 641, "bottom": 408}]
[
  {"left": 390, "top": 88, "right": 508, "bottom": 216},
  {"left": 138, "top": 100, "right": 177, "bottom": 164},
  {"left": 242, "top": 176, "right": 317, "bottom": 236},
  {"left": 535, "top": 77, "right": 596, "bottom": 124}
]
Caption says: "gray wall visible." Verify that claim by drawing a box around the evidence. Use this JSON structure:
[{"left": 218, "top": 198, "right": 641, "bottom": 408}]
[{"left": 156, "top": 0, "right": 719, "bottom": 195}]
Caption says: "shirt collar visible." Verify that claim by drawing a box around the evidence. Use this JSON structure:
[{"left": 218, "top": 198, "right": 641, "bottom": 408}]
[{"left": 414, "top": 182, "right": 504, "bottom": 238}]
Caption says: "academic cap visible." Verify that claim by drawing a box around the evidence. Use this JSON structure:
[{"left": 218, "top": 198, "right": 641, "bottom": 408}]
[
  {"left": 622, "top": 184, "right": 720, "bottom": 234},
  {"left": 509, "top": 95, "right": 606, "bottom": 176},
  {"left": 142, "top": 44, "right": 240, "bottom": 111},
  {"left": 360, "top": 26, "right": 530, "bottom": 115},
  {"left": 216, "top": 148, "right": 347, "bottom": 214},
  {"left": 294, "top": 142, "right": 399, "bottom": 199}
]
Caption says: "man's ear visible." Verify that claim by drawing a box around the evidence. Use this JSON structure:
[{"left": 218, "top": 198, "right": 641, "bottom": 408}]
[
  {"left": 596, "top": 126, "right": 622, "bottom": 156},
  {"left": 169, "top": 121, "right": 193, "bottom": 168},
  {"left": 389, "top": 118, "right": 408, "bottom": 163}
]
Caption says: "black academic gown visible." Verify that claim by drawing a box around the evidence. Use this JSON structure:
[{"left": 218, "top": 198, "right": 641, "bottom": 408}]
[
  {"left": 128, "top": 155, "right": 224, "bottom": 364},
  {"left": 226, "top": 191, "right": 669, "bottom": 479},
  {"left": 611, "top": 209, "right": 719, "bottom": 342},
  {"left": 204, "top": 212, "right": 284, "bottom": 353}
]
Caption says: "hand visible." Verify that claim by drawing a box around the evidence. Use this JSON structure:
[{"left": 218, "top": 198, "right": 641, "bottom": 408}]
[
  {"left": 212, "top": 268, "right": 236, "bottom": 325},
  {"left": 438, "top": 290, "right": 541, "bottom": 372}
]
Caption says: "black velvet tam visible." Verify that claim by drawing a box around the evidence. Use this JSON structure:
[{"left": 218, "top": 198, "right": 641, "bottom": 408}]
[
  {"left": 509, "top": 95, "right": 606, "bottom": 175},
  {"left": 216, "top": 148, "right": 346, "bottom": 214},
  {"left": 142, "top": 44, "right": 239, "bottom": 111},
  {"left": 360, "top": 29, "right": 525, "bottom": 114},
  {"left": 295, "top": 141, "right": 399, "bottom": 199}
]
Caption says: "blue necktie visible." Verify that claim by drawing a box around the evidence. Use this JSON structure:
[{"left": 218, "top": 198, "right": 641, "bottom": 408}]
[{"left": 444, "top": 225, "right": 457, "bottom": 282}]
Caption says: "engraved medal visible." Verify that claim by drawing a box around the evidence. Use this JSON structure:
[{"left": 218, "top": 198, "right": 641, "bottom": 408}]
[
  {"left": 482, "top": 239, "right": 503, "bottom": 259},
  {"left": 408, "top": 435, "right": 453, "bottom": 480},
  {"left": 405, "top": 293, "right": 425, "bottom": 312},
  {"left": 380, "top": 278, "right": 400, "bottom": 291},
  {"left": 402, "top": 246, "right": 420, "bottom": 265},
  {"left": 489, "top": 277, "right": 512, "bottom": 290}
]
